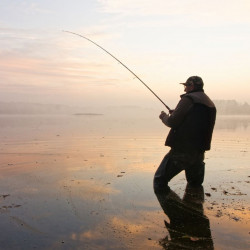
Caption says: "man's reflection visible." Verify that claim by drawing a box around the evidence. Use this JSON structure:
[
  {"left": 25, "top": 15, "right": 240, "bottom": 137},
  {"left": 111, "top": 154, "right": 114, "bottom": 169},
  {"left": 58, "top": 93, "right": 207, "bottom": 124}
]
[{"left": 154, "top": 184, "right": 214, "bottom": 249}]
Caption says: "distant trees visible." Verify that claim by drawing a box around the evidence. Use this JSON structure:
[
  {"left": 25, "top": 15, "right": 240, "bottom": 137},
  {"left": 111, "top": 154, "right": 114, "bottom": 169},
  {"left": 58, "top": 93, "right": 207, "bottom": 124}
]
[{"left": 213, "top": 100, "right": 250, "bottom": 115}]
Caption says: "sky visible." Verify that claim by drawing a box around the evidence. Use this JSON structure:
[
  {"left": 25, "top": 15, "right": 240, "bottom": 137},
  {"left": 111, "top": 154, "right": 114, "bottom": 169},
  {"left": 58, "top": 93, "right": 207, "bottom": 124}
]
[{"left": 1, "top": 0, "right": 250, "bottom": 110}]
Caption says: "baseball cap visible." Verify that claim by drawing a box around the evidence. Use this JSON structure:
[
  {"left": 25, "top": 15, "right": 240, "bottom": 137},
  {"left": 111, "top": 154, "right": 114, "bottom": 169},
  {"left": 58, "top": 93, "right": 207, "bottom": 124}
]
[{"left": 180, "top": 76, "right": 204, "bottom": 86}]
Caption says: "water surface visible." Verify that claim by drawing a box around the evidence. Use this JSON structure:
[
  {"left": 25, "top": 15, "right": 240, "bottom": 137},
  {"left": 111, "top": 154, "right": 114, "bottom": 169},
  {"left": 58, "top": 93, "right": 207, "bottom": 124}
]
[{"left": 0, "top": 114, "right": 249, "bottom": 249}]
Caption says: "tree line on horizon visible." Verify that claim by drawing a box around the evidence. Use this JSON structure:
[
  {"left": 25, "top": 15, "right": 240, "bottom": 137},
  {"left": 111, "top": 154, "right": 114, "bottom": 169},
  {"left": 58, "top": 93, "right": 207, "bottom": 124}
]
[{"left": 213, "top": 100, "right": 250, "bottom": 115}]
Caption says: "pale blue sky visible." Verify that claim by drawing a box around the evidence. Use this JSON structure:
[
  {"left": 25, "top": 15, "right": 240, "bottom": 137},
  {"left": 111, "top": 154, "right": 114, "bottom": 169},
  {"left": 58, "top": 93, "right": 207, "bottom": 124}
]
[{"left": 1, "top": 0, "right": 250, "bottom": 109}]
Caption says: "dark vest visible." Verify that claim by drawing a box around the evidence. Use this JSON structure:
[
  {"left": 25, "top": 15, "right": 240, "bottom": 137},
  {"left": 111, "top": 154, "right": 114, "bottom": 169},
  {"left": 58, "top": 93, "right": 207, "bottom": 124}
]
[{"left": 165, "top": 91, "right": 216, "bottom": 152}]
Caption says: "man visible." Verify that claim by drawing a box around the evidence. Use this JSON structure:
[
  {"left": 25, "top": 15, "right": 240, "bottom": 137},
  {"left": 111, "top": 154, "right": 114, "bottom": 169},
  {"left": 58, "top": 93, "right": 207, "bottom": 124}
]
[{"left": 154, "top": 76, "right": 216, "bottom": 192}]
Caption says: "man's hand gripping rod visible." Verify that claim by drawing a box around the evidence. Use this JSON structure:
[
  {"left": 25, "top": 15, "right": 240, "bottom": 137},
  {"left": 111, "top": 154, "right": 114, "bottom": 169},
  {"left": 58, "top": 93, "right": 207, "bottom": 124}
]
[{"left": 63, "top": 30, "right": 171, "bottom": 112}]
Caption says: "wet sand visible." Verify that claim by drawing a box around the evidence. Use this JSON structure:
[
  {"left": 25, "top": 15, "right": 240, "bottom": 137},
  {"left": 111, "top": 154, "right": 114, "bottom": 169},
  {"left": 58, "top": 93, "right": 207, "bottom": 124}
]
[{"left": 0, "top": 114, "right": 249, "bottom": 249}]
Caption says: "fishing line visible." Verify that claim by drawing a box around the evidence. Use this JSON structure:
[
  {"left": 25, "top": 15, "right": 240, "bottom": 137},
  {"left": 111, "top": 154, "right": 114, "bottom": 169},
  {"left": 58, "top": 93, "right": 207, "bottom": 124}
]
[{"left": 63, "top": 30, "right": 171, "bottom": 111}]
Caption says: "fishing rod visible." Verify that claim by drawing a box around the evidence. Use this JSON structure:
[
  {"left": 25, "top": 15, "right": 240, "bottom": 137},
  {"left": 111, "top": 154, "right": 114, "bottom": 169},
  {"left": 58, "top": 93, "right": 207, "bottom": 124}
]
[{"left": 63, "top": 30, "right": 171, "bottom": 111}]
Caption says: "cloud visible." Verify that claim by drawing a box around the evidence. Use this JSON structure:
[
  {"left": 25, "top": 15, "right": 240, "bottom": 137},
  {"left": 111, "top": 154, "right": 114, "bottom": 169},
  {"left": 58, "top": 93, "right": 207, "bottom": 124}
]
[
  {"left": 62, "top": 179, "right": 120, "bottom": 202},
  {"left": 69, "top": 210, "right": 165, "bottom": 248},
  {"left": 0, "top": 27, "right": 157, "bottom": 106},
  {"left": 98, "top": 0, "right": 250, "bottom": 25},
  {"left": 0, "top": 27, "right": 127, "bottom": 106},
  {"left": 0, "top": 0, "right": 52, "bottom": 16},
  {"left": 1, "top": 1, "right": 250, "bottom": 105},
  {"left": 0, "top": 28, "right": 123, "bottom": 88}
]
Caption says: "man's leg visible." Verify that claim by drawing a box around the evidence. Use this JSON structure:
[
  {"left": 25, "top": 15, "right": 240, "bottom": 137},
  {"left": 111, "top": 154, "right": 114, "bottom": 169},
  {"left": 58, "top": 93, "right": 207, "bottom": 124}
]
[
  {"left": 185, "top": 152, "right": 205, "bottom": 187},
  {"left": 154, "top": 150, "right": 184, "bottom": 192}
]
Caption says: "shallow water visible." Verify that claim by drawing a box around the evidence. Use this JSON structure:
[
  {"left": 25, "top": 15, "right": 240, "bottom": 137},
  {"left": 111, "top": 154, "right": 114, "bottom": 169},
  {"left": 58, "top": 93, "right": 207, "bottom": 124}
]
[{"left": 0, "top": 114, "right": 249, "bottom": 249}]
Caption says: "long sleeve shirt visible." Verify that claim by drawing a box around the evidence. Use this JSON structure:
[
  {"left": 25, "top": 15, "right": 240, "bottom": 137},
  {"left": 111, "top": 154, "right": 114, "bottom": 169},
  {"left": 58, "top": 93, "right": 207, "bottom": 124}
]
[{"left": 161, "top": 96, "right": 193, "bottom": 128}]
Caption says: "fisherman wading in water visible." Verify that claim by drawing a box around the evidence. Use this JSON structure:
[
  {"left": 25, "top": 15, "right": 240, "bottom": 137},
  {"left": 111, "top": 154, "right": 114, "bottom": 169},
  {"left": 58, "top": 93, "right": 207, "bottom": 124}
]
[{"left": 154, "top": 76, "right": 216, "bottom": 193}]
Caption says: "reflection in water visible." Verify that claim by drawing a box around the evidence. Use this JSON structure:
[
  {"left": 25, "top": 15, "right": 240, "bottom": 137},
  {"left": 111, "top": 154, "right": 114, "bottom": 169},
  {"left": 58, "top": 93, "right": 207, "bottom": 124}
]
[{"left": 155, "top": 185, "right": 214, "bottom": 249}]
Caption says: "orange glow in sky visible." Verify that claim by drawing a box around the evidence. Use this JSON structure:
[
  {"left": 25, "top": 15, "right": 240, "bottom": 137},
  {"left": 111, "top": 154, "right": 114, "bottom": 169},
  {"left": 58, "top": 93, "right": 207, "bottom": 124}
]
[{"left": 1, "top": 0, "right": 250, "bottom": 108}]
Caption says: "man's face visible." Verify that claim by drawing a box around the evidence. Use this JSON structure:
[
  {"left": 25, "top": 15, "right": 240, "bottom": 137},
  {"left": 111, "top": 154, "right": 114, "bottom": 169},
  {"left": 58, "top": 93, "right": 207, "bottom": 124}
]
[{"left": 184, "top": 82, "right": 194, "bottom": 93}]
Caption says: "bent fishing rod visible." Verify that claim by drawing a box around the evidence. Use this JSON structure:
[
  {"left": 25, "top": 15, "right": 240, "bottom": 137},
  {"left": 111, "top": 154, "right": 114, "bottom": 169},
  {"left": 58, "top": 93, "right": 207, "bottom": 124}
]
[{"left": 63, "top": 30, "right": 171, "bottom": 111}]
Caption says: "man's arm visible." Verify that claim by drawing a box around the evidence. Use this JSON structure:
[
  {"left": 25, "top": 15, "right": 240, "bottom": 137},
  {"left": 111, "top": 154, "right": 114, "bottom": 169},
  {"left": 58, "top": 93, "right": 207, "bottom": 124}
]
[{"left": 159, "top": 96, "right": 193, "bottom": 128}]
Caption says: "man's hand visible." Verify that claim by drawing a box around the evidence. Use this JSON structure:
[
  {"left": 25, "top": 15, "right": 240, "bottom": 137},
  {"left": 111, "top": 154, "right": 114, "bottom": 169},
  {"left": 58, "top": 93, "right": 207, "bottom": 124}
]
[
  {"left": 159, "top": 111, "right": 168, "bottom": 120},
  {"left": 159, "top": 111, "right": 171, "bottom": 126}
]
